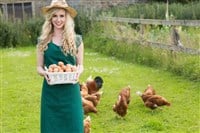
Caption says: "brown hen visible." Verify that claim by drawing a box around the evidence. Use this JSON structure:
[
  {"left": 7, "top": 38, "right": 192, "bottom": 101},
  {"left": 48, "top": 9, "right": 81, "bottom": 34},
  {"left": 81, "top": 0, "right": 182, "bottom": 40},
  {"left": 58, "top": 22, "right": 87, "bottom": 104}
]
[
  {"left": 84, "top": 116, "right": 91, "bottom": 133},
  {"left": 143, "top": 84, "right": 156, "bottom": 95},
  {"left": 86, "top": 76, "right": 104, "bottom": 94},
  {"left": 136, "top": 84, "right": 156, "bottom": 103},
  {"left": 144, "top": 95, "right": 171, "bottom": 110},
  {"left": 113, "top": 95, "right": 128, "bottom": 117},
  {"left": 136, "top": 85, "right": 170, "bottom": 110},
  {"left": 80, "top": 83, "right": 89, "bottom": 97},
  {"left": 113, "top": 86, "right": 131, "bottom": 117},
  {"left": 84, "top": 95, "right": 98, "bottom": 107},
  {"left": 82, "top": 98, "right": 97, "bottom": 114}
]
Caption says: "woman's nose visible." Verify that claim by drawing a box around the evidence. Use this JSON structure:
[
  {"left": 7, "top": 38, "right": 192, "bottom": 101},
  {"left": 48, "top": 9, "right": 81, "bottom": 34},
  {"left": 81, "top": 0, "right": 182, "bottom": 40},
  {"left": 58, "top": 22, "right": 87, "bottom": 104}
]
[{"left": 57, "top": 17, "right": 61, "bottom": 21}]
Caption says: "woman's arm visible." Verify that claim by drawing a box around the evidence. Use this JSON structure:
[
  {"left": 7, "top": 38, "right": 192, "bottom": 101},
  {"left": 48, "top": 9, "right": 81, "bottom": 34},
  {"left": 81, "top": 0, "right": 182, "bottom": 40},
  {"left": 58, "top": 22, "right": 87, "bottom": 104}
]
[
  {"left": 76, "top": 42, "right": 84, "bottom": 74},
  {"left": 36, "top": 49, "right": 46, "bottom": 77},
  {"left": 37, "top": 49, "right": 50, "bottom": 82}
]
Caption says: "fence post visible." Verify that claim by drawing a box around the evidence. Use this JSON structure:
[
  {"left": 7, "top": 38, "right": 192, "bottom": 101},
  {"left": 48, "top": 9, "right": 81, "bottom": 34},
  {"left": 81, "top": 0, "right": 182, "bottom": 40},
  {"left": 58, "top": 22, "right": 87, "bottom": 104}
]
[
  {"left": 139, "top": 14, "right": 145, "bottom": 40},
  {"left": 171, "top": 26, "right": 183, "bottom": 48}
]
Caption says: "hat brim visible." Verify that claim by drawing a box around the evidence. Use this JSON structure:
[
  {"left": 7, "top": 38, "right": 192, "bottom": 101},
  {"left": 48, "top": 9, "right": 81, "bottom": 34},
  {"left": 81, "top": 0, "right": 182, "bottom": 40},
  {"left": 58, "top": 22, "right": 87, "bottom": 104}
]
[{"left": 42, "top": 5, "right": 77, "bottom": 18}]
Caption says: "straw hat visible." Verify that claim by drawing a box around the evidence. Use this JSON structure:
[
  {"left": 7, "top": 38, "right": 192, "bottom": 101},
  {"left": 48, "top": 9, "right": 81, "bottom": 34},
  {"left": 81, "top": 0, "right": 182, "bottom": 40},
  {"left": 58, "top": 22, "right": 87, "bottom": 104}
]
[{"left": 42, "top": 0, "right": 77, "bottom": 18}]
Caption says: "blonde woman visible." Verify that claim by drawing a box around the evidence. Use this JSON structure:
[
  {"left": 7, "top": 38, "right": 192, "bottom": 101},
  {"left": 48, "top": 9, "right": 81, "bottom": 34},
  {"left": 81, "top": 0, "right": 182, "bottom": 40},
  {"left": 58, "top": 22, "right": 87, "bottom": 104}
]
[{"left": 36, "top": 0, "right": 84, "bottom": 132}]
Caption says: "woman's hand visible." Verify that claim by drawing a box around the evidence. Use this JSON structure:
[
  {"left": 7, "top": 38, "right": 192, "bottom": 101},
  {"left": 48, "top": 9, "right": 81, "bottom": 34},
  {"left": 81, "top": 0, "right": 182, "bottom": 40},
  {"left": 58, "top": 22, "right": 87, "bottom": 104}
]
[
  {"left": 43, "top": 72, "right": 51, "bottom": 84},
  {"left": 37, "top": 66, "right": 51, "bottom": 83}
]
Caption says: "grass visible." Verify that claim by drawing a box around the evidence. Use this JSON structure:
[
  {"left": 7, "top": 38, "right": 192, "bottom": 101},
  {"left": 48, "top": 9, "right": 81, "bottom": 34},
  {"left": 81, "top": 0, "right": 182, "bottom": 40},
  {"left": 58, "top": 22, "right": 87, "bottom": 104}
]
[{"left": 1, "top": 47, "right": 200, "bottom": 133}]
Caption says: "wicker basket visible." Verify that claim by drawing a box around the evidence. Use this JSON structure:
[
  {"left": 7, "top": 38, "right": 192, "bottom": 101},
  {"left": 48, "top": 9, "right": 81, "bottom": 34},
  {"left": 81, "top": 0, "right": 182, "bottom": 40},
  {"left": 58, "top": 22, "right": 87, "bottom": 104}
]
[{"left": 47, "top": 71, "right": 78, "bottom": 85}]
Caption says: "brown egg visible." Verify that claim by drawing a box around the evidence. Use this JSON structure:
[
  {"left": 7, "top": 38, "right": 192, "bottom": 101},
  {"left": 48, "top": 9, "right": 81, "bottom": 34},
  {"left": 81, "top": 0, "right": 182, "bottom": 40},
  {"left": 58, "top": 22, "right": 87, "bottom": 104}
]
[
  {"left": 53, "top": 67, "right": 59, "bottom": 72},
  {"left": 48, "top": 67, "right": 53, "bottom": 72},
  {"left": 61, "top": 65, "right": 67, "bottom": 71},
  {"left": 57, "top": 66, "right": 62, "bottom": 72},
  {"left": 65, "top": 64, "right": 72, "bottom": 72},
  {"left": 71, "top": 66, "right": 77, "bottom": 72},
  {"left": 58, "top": 69, "right": 64, "bottom": 72},
  {"left": 58, "top": 61, "right": 64, "bottom": 67},
  {"left": 49, "top": 64, "right": 57, "bottom": 69}
]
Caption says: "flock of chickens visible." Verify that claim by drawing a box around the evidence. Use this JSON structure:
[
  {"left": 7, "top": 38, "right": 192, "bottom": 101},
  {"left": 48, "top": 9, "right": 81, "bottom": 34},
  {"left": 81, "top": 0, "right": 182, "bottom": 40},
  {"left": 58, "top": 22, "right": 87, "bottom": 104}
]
[{"left": 80, "top": 76, "right": 171, "bottom": 133}]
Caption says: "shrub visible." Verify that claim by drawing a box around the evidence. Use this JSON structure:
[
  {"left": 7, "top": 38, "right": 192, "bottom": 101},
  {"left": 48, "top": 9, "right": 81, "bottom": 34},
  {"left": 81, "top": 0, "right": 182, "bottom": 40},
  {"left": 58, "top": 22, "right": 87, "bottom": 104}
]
[
  {"left": 0, "top": 21, "right": 28, "bottom": 47},
  {"left": 98, "top": 2, "right": 200, "bottom": 20},
  {"left": 84, "top": 28, "right": 200, "bottom": 82},
  {"left": 23, "top": 17, "right": 44, "bottom": 45},
  {"left": 0, "top": 17, "right": 43, "bottom": 48}
]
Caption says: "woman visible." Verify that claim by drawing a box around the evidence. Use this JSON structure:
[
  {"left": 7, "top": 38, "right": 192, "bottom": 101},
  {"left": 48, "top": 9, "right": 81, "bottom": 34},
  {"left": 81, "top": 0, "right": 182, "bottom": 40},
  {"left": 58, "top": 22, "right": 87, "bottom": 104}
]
[{"left": 36, "top": 0, "right": 84, "bottom": 132}]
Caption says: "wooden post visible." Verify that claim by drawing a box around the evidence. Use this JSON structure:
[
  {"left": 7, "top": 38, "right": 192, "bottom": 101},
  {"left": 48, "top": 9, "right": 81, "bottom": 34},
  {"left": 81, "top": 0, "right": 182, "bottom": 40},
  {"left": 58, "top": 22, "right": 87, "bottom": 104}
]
[
  {"left": 171, "top": 26, "right": 183, "bottom": 48},
  {"left": 165, "top": 0, "right": 169, "bottom": 20},
  {"left": 139, "top": 14, "right": 145, "bottom": 40}
]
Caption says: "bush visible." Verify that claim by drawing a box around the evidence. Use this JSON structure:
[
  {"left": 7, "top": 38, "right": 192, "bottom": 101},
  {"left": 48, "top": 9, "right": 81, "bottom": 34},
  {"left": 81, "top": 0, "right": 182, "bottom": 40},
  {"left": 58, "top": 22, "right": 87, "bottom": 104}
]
[
  {"left": 0, "top": 21, "right": 27, "bottom": 47},
  {"left": 23, "top": 17, "right": 44, "bottom": 45},
  {"left": 84, "top": 29, "right": 200, "bottom": 82},
  {"left": 98, "top": 2, "right": 200, "bottom": 20},
  {"left": 0, "top": 17, "right": 43, "bottom": 48},
  {"left": 75, "top": 12, "right": 92, "bottom": 35}
]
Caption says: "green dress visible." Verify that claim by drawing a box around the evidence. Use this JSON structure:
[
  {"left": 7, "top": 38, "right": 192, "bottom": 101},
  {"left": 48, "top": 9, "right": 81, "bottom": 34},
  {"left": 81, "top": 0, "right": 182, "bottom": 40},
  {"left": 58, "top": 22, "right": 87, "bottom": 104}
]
[{"left": 41, "top": 35, "right": 83, "bottom": 133}]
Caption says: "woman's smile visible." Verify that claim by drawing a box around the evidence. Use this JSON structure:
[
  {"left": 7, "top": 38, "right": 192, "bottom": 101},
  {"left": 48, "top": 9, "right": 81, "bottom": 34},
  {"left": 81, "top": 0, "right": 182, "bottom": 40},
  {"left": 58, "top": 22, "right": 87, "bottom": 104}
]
[{"left": 52, "top": 9, "right": 66, "bottom": 29}]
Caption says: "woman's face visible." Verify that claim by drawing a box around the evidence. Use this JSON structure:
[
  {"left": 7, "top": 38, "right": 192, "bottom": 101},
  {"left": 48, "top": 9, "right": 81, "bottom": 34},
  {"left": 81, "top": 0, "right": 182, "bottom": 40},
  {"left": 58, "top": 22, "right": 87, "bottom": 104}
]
[{"left": 51, "top": 9, "right": 66, "bottom": 30}]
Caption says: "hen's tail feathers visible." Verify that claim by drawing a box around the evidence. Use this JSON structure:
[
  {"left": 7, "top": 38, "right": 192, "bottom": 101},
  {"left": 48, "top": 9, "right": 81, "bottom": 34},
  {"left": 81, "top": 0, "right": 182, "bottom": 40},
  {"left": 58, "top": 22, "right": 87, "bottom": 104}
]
[
  {"left": 99, "top": 91, "right": 103, "bottom": 95},
  {"left": 85, "top": 116, "right": 91, "bottom": 122},
  {"left": 166, "top": 102, "right": 171, "bottom": 106},
  {"left": 136, "top": 91, "right": 142, "bottom": 96},
  {"left": 86, "top": 75, "right": 93, "bottom": 81},
  {"left": 147, "top": 84, "right": 151, "bottom": 87},
  {"left": 127, "top": 85, "right": 131, "bottom": 88}
]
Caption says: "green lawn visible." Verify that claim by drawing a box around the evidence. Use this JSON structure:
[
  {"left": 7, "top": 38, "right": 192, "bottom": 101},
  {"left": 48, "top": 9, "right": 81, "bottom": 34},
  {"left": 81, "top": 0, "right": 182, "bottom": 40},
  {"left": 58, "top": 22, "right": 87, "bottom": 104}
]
[{"left": 1, "top": 47, "right": 199, "bottom": 133}]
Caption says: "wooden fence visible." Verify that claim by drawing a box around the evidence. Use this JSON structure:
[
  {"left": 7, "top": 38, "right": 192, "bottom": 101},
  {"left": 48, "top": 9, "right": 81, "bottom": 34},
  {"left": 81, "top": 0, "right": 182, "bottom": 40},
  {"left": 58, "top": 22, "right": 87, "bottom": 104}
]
[
  {"left": 95, "top": 17, "right": 200, "bottom": 55},
  {"left": 96, "top": 17, "right": 200, "bottom": 27},
  {"left": 104, "top": 35, "right": 200, "bottom": 55}
]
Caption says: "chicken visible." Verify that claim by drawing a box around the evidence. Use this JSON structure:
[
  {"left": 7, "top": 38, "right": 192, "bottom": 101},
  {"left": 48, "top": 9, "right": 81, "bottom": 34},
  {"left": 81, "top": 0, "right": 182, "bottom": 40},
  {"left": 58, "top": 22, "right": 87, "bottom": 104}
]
[
  {"left": 113, "top": 86, "right": 131, "bottom": 117},
  {"left": 144, "top": 95, "right": 171, "bottom": 110},
  {"left": 80, "top": 76, "right": 104, "bottom": 114},
  {"left": 143, "top": 84, "right": 156, "bottom": 95},
  {"left": 113, "top": 95, "right": 128, "bottom": 117},
  {"left": 80, "top": 83, "right": 89, "bottom": 97},
  {"left": 119, "top": 86, "right": 131, "bottom": 104},
  {"left": 136, "top": 91, "right": 153, "bottom": 103},
  {"left": 84, "top": 116, "right": 91, "bottom": 133},
  {"left": 91, "top": 91, "right": 103, "bottom": 102},
  {"left": 82, "top": 97, "right": 97, "bottom": 114},
  {"left": 136, "top": 84, "right": 156, "bottom": 103},
  {"left": 136, "top": 85, "right": 170, "bottom": 110},
  {"left": 86, "top": 76, "right": 104, "bottom": 94},
  {"left": 84, "top": 95, "right": 98, "bottom": 107}
]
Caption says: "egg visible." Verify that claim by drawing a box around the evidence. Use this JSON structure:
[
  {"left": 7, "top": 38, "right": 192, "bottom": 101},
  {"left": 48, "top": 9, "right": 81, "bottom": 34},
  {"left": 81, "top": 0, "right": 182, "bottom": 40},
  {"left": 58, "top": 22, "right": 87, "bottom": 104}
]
[
  {"left": 65, "top": 64, "right": 72, "bottom": 72},
  {"left": 58, "top": 61, "right": 64, "bottom": 67},
  {"left": 71, "top": 66, "right": 77, "bottom": 72},
  {"left": 53, "top": 67, "right": 59, "bottom": 72}
]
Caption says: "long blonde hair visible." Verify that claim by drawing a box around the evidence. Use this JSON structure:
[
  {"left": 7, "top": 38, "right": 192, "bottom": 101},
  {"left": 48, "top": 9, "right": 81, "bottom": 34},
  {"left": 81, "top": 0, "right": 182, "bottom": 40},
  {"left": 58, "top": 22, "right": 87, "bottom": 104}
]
[{"left": 37, "top": 8, "right": 77, "bottom": 55}]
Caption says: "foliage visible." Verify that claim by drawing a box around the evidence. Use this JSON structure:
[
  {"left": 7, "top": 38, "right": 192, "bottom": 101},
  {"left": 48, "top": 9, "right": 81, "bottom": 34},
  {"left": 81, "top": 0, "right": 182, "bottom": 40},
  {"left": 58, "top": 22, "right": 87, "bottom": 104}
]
[
  {"left": 1, "top": 47, "right": 199, "bottom": 132},
  {"left": 0, "top": 17, "right": 43, "bottom": 48},
  {"left": 23, "top": 17, "right": 44, "bottom": 45},
  {"left": 75, "top": 11, "right": 92, "bottom": 35},
  {"left": 98, "top": 2, "right": 200, "bottom": 19},
  {"left": 83, "top": 22, "right": 200, "bottom": 82},
  {"left": 0, "top": 21, "right": 29, "bottom": 47}
]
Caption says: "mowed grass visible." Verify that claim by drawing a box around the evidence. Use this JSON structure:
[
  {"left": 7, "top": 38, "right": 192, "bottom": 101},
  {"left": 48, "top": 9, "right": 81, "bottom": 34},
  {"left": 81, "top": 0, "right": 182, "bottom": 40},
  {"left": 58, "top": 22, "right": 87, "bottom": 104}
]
[{"left": 1, "top": 47, "right": 199, "bottom": 133}]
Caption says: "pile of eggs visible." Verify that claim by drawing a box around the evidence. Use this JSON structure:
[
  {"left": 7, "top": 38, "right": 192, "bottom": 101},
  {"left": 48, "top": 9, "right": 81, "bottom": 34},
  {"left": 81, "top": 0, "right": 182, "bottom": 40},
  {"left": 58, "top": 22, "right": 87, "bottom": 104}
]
[{"left": 47, "top": 61, "right": 77, "bottom": 72}]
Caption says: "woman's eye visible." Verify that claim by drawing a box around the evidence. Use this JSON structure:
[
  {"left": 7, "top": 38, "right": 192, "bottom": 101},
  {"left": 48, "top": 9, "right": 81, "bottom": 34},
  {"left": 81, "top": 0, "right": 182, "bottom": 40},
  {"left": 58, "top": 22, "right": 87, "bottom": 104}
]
[
  {"left": 53, "top": 15, "right": 57, "bottom": 17},
  {"left": 60, "top": 15, "right": 64, "bottom": 17}
]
